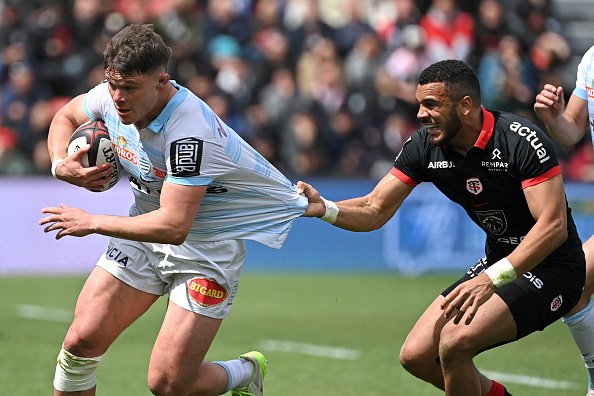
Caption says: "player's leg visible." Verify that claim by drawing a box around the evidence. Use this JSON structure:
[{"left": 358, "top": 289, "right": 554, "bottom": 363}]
[
  {"left": 399, "top": 296, "right": 450, "bottom": 389},
  {"left": 401, "top": 259, "right": 496, "bottom": 390},
  {"left": 438, "top": 293, "right": 516, "bottom": 396},
  {"left": 54, "top": 266, "right": 160, "bottom": 396},
  {"left": 399, "top": 294, "right": 511, "bottom": 393},
  {"left": 147, "top": 239, "right": 263, "bottom": 396},
  {"left": 563, "top": 236, "right": 594, "bottom": 395},
  {"left": 148, "top": 302, "right": 228, "bottom": 395}
]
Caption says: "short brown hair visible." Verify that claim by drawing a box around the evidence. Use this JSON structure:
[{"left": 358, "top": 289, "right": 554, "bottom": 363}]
[{"left": 103, "top": 24, "right": 172, "bottom": 77}]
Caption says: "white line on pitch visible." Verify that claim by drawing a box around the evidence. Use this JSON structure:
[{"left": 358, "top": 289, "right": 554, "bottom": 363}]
[
  {"left": 260, "top": 339, "right": 361, "bottom": 360},
  {"left": 481, "top": 370, "right": 579, "bottom": 389},
  {"left": 16, "top": 304, "right": 73, "bottom": 323}
]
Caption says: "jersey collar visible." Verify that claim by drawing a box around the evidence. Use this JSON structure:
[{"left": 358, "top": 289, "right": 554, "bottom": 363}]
[
  {"left": 474, "top": 107, "right": 494, "bottom": 149},
  {"left": 144, "top": 80, "right": 188, "bottom": 133}
]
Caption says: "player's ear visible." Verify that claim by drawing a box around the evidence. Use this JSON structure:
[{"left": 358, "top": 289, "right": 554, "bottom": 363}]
[
  {"left": 157, "top": 72, "right": 170, "bottom": 87},
  {"left": 458, "top": 95, "right": 473, "bottom": 116}
]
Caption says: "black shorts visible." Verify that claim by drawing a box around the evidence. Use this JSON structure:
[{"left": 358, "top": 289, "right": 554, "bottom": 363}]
[{"left": 442, "top": 256, "right": 585, "bottom": 341}]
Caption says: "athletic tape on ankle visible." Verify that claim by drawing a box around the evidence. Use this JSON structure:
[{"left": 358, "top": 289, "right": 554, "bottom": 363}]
[
  {"left": 320, "top": 197, "right": 339, "bottom": 224},
  {"left": 485, "top": 258, "right": 517, "bottom": 288}
]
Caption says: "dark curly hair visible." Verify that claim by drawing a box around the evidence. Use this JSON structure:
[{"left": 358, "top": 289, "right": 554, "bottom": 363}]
[{"left": 418, "top": 60, "right": 481, "bottom": 105}]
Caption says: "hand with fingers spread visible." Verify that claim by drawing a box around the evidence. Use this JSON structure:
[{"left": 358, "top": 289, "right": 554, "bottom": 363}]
[
  {"left": 441, "top": 273, "right": 497, "bottom": 325},
  {"left": 39, "top": 203, "right": 95, "bottom": 240}
]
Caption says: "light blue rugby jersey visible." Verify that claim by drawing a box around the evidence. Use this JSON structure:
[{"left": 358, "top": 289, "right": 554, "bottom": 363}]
[
  {"left": 573, "top": 45, "right": 594, "bottom": 140},
  {"left": 83, "top": 81, "right": 307, "bottom": 249}
]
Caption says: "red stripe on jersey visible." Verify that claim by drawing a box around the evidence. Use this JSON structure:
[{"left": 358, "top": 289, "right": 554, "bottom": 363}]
[
  {"left": 486, "top": 380, "right": 506, "bottom": 396},
  {"left": 475, "top": 107, "right": 494, "bottom": 149},
  {"left": 390, "top": 167, "right": 419, "bottom": 187},
  {"left": 521, "top": 165, "right": 561, "bottom": 188}
]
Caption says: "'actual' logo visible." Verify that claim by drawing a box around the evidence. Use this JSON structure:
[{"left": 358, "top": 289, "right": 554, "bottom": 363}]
[{"left": 187, "top": 278, "right": 227, "bottom": 307}]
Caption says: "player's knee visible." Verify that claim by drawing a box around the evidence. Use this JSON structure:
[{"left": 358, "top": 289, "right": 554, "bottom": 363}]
[
  {"left": 438, "top": 328, "right": 476, "bottom": 366},
  {"left": 53, "top": 345, "right": 103, "bottom": 392},
  {"left": 63, "top": 328, "right": 106, "bottom": 357},
  {"left": 399, "top": 338, "right": 434, "bottom": 375},
  {"left": 148, "top": 370, "right": 191, "bottom": 396}
]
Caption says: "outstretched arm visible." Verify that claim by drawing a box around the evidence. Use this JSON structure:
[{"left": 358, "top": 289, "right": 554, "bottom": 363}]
[
  {"left": 297, "top": 172, "right": 415, "bottom": 232},
  {"left": 40, "top": 181, "right": 206, "bottom": 245}
]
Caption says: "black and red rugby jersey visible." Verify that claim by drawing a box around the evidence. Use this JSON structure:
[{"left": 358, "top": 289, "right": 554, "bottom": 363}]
[{"left": 392, "top": 108, "right": 582, "bottom": 262}]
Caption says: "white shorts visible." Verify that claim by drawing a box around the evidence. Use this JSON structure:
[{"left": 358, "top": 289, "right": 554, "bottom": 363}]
[{"left": 96, "top": 237, "right": 246, "bottom": 319}]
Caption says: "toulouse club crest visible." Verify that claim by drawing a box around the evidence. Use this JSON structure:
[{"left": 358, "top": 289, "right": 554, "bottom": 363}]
[{"left": 466, "top": 177, "right": 483, "bottom": 195}]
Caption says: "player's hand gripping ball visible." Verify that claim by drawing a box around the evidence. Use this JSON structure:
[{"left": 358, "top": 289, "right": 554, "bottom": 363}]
[{"left": 67, "top": 120, "right": 123, "bottom": 192}]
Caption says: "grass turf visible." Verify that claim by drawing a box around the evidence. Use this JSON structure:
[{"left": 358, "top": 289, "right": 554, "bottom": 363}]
[{"left": 0, "top": 274, "right": 585, "bottom": 395}]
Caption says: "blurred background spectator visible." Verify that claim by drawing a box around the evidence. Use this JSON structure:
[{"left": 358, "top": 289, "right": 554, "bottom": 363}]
[{"left": 0, "top": 0, "right": 590, "bottom": 181}]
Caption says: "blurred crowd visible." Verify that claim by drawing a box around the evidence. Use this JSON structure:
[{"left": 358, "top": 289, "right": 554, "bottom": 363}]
[{"left": 0, "top": 0, "right": 588, "bottom": 180}]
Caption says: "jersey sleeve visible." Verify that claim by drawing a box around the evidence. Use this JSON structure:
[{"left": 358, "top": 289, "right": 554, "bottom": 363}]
[
  {"left": 573, "top": 45, "right": 594, "bottom": 100},
  {"left": 392, "top": 132, "right": 424, "bottom": 186},
  {"left": 163, "top": 106, "right": 238, "bottom": 187},
  {"left": 82, "top": 81, "right": 112, "bottom": 121},
  {"left": 511, "top": 119, "right": 561, "bottom": 188}
]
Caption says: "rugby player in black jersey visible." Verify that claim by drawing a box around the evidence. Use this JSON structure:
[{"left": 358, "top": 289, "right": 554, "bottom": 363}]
[{"left": 298, "top": 59, "right": 586, "bottom": 396}]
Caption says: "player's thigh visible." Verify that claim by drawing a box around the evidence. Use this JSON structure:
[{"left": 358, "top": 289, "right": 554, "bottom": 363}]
[
  {"left": 149, "top": 301, "right": 222, "bottom": 383},
  {"left": 439, "top": 293, "right": 516, "bottom": 356},
  {"left": 65, "top": 266, "right": 160, "bottom": 356}
]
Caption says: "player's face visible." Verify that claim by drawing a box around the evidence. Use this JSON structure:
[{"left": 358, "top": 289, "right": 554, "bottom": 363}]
[
  {"left": 105, "top": 69, "right": 162, "bottom": 128},
  {"left": 416, "top": 82, "right": 463, "bottom": 146}
]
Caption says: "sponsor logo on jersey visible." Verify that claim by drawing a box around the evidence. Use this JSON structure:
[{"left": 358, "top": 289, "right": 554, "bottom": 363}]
[
  {"left": 187, "top": 278, "right": 227, "bottom": 307},
  {"left": 114, "top": 136, "right": 138, "bottom": 164},
  {"left": 587, "top": 81, "right": 594, "bottom": 98},
  {"left": 550, "top": 294, "right": 563, "bottom": 311},
  {"left": 482, "top": 149, "right": 508, "bottom": 171},
  {"left": 475, "top": 210, "right": 508, "bottom": 235},
  {"left": 509, "top": 121, "right": 550, "bottom": 163},
  {"left": 466, "top": 177, "right": 483, "bottom": 195},
  {"left": 497, "top": 235, "right": 525, "bottom": 244},
  {"left": 481, "top": 161, "right": 509, "bottom": 170},
  {"left": 153, "top": 168, "right": 166, "bottom": 178},
  {"left": 428, "top": 161, "right": 455, "bottom": 169},
  {"left": 170, "top": 137, "right": 203, "bottom": 177}
]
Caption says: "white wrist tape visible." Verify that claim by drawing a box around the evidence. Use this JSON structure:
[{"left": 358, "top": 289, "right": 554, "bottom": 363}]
[
  {"left": 51, "top": 158, "right": 64, "bottom": 178},
  {"left": 320, "top": 197, "right": 339, "bottom": 224},
  {"left": 485, "top": 258, "right": 517, "bottom": 288}
]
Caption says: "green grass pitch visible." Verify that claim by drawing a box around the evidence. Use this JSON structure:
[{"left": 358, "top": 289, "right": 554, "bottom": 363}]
[{"left": 0, "top": 274, "right": 585, "bottom": 395}]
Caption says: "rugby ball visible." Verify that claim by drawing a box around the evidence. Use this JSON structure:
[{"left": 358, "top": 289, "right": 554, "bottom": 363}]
[{"left": 68, "top": 120, "right": 122, "bottom": 192}]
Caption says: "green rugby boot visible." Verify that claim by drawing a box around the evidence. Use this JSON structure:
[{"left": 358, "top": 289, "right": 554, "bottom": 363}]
[{"left": 229, "top": 351, "right": 267, "bottom": 396}]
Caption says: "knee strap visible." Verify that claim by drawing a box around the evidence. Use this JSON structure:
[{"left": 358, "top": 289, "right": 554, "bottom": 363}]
[{"left": 53, "top": 345, "right": 103, "bottom": 392}]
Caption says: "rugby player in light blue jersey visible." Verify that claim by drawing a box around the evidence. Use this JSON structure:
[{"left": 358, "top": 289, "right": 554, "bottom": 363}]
[
  {"left": 536, "top": 44, "right": 594, "bottom": 396},
  {"left": 40, "top": 23, "right": 306, "bottom": 396}
]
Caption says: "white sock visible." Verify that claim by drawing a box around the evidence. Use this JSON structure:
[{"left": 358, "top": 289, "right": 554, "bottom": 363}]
[
  {"left": 563, "top": 299, "right": 594, "bottom": 389},
  {"left": 214, "top": 357, "right": 254, "bottom": 392}
]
